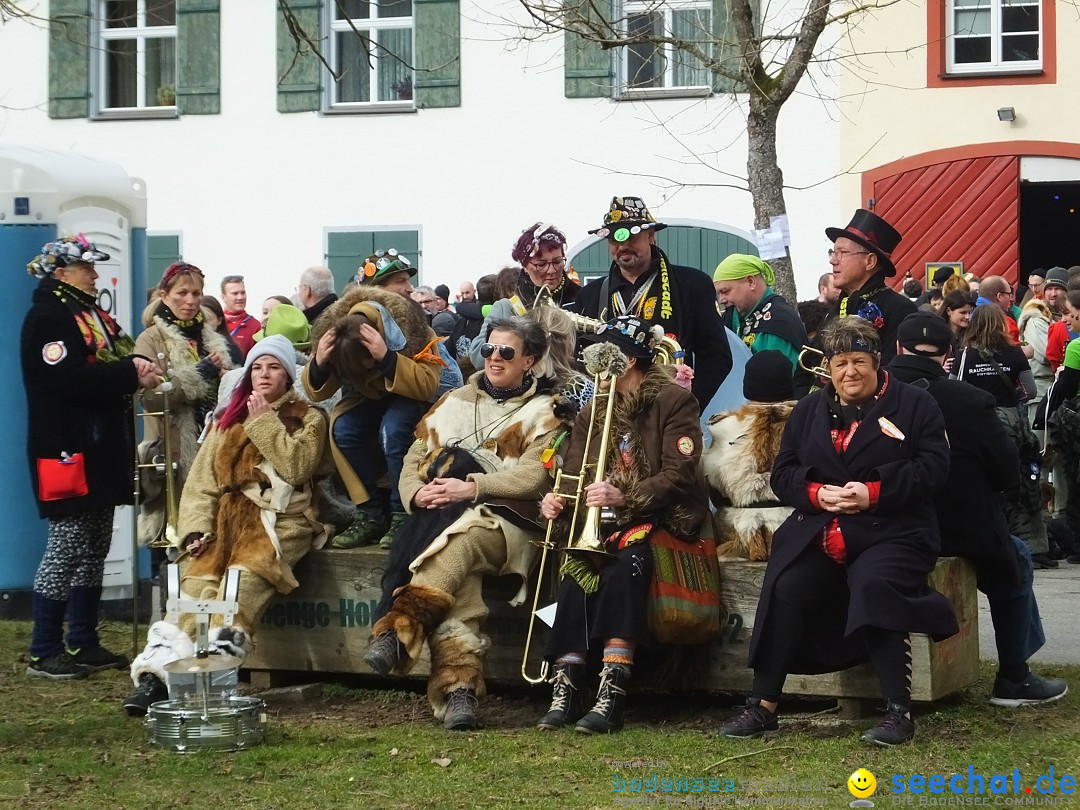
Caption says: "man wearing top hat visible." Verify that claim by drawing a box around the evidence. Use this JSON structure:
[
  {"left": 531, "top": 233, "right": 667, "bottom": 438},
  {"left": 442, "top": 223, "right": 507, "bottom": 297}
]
[
  {"left": 573, "top": 196, "right": 732, "bottom": 410},
  {"left": 822, "top": 209, "right": 915, "bottom": 365}
]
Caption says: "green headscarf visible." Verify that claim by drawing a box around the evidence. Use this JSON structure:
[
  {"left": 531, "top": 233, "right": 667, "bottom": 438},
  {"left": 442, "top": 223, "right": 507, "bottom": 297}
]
[{"left": 713, "top": 253, "right": 774, "bottom": 287}]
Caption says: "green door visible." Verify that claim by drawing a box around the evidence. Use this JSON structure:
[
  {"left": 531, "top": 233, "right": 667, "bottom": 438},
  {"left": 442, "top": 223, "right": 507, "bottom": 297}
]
[{"left": 569, "top": 224, "right": 757, "bottom": 283}]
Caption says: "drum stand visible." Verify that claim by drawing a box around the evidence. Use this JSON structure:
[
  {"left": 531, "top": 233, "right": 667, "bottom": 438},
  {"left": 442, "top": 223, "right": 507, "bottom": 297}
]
[{"left": 146, "top": 566, "right": 266, "bottom": 752}]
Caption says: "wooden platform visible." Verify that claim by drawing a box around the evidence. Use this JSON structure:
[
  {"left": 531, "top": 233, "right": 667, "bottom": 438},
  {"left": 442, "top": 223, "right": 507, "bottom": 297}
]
[{"left": 244, "top": 549, "right": 979, "bottom": 702}]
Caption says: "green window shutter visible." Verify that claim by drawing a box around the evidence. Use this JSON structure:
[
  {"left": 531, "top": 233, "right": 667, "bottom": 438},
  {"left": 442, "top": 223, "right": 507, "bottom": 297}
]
[
  {"left": 326, "top": 230, "right": 420, "bottom": 291},
  {"left": 564, "top": 0, "right": 613, "bottom": 98},
  {"left": 48, "top": 0, "right": 91, "bottom": 120},
  {"left": 414, "top": 0, "right": 461, "bottom": 108},
  {"left": 176, "top": 0, "right": 221, "bottom": 115},
  {"left": 147, "top": 234, "right": 182, "bottom": 289},
  {"left": 277, "top": 0, "right": 322, "bottom": 113}
]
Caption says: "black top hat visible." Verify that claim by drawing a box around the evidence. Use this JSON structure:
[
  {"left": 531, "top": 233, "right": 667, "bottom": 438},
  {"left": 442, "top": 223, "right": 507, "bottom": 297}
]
[
  {"left": 825, "top": 209, "right": 902, "bottom": 277},
  {"left": 588, "top": 196, "right": 668, "bottom": 242}
]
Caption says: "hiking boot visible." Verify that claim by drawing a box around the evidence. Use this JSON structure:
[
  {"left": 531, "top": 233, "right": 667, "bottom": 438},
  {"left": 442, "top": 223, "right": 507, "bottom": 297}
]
[
  {"left": 363, "top": 632, "right": 405, "bottom": 676},
  {"left": 26, "top": 651, "right": 89, "bottom": 680},
  {"left": 443, "top": 688, "right": 479, "bottom": 731},
  {"left": 1031, "top": 553, "right": 1059, "bottom": 570},
  {"left": 69, "top": 645, "right": 130, "bottom": 673},
  {"left": 122, "top": 673, "right": 169, "bottom": 717},
  {"left": 537, "top": 663, "right": 588, "bottom": 730},
  {"left": 379, "top": 511, "right": 409, "bottom": 550},
  {"left": 990, "top": 672, "right": 1068, "bottom": 707},
  {"left": 861, "top": 702, "right": 915, "bottom": 747},
  {"left": 575, "top": 664, "right": 630, "bottom": 734},
  {"left": 717, "top": 698, "right": 779, "bottom": 739},
  {"left": 331, "top": 509, "right": 388, "bottom": 549}
]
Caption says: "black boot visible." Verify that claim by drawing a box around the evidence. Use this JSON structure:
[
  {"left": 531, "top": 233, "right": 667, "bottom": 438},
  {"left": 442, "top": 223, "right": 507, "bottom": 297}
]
[
  {"left": 121, "top": 673, "right": 169, "bottom": 717},
  {"left": 575, "top": 664, "right": 630, "bottom": 734},
  {"left": 363, "top": 631, "right": 406, "bottom": 676},
  {"left": 537, "top": 663, "right": 588, "bottom": 730},
  {"left": 443, "top": 688, "right": 479, "bottom": 731}
]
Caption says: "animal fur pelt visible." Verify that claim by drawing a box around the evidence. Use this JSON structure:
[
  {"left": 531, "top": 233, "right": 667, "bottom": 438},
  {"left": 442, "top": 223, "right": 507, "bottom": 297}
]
[
  {"left": 370, "top": 583, "right": 455, "bottom": 673},
  {"left": 374, "top": 447, "right": 486, "bottom": 622},
  {"left": 310, "top": 283, "right": 433, "bottom": 361},
  {"left": 427, "top": 619, "right": 489, "bottom": 720},
  {"left": 702, "top": 401, "right": 795, "bottom": 561}
]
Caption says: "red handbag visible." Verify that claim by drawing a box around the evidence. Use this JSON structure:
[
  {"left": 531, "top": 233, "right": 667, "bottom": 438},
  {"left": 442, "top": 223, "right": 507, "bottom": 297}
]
[{"left": 37, "top": 453, "right": 89, "bottom": 501}]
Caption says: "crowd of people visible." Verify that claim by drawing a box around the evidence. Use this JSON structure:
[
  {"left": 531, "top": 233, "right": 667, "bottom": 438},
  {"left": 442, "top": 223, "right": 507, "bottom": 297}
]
[{"left": 17, "top": 197, "right": 1072, "bottom": 749}]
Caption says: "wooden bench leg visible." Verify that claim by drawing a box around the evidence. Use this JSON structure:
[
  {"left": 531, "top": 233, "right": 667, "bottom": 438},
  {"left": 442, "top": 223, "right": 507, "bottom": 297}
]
[{"left": 835, "top": 697, "right": 878, "bottom": 720}]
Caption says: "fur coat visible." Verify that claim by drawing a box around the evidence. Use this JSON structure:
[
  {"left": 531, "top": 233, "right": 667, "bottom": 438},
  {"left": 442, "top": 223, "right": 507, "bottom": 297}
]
[
  {"left": 134, "top": 316, "right": 236, "bottom": 544},
  {"left": 703, "top": 401, "right": 795, "bottom": 560},
  {"left": 303, "top": 284, "right": 444, "bottom": 504},
  {"left": 177, "top": 391, "right": 328, "bottom": 595},
  {"left": 562, "top": 365, "right": 709, "bottom": 540},
  {"left": 398, "top": 373, "right": 564, "bottom": 602}
]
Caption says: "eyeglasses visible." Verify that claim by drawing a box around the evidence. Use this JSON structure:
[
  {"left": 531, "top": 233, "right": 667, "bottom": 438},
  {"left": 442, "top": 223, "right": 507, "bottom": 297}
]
[
  {"left": 828, "top": 248, "right": 870, "bottom": 260},
  {"left": 999, "top": 289, "right": 1013, "bottom": 297},
  {"left": 480, "top": 343, "right": 517, "bottom": 361},
  {"left": 529, "top": 259, "right": 566, "bottom": 271}
]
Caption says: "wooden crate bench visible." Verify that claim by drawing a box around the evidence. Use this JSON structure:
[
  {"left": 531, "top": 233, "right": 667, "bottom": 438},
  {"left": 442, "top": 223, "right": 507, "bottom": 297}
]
[{"left": 244, "top": 549, "right": 978, "bottom": 703}]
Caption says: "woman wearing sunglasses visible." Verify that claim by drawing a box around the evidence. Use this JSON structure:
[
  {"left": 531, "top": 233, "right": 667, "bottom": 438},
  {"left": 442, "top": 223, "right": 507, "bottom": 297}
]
[{"left": 363, "top": 316, "right": 565, "bottom": 732}]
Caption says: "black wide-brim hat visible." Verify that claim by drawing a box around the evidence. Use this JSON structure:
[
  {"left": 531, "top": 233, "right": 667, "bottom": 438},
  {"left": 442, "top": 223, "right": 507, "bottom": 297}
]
[
  {"left": 825, "top": 209, "right": 902, "bottom": 277},
  {"left": 580, "top": 315, "right": 661, "bottom": 359},
  {"left": 588, "top": 196, "right": 668, "bottom": 242}
]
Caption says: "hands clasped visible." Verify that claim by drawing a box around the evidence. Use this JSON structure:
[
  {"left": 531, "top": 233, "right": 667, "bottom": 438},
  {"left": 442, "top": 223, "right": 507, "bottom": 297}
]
[
  {"left": 414, "top": 477, "right": 477, "bottom": 509},
  {"left": 817, "top": 482, "right": 871, "bottom": 514}
]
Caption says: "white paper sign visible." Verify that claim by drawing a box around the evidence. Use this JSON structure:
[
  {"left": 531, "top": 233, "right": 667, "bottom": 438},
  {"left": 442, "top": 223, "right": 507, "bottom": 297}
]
[
  {"left": 753, "top": 227, "right": 788, "bottom": 261},
  {"left": 534, "top": 602, "right": 558, "bottom": 628},
  {"left": 769, "top": 214, "right": 791, "bottom": 246}
]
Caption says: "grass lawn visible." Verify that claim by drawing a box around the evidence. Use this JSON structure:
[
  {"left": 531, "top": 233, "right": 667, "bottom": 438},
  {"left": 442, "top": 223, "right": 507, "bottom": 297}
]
[{"left": 0, "top": 619, "right": 1077, "bottom": 810}]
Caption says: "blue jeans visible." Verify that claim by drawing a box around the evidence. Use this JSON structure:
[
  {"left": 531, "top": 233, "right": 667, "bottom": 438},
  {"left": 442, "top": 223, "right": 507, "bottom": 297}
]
[
  {"left": 332, "top": 395, "right": 426, "bottom": 513},
  {"left": 981, "top": 536, "right": 1045, "bottom": 671}
]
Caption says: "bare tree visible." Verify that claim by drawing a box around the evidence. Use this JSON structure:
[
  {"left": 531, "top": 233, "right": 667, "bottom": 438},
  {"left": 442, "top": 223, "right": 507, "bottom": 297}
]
[{"left": 516, "top": 0, "right": 898, "bottom": 301}]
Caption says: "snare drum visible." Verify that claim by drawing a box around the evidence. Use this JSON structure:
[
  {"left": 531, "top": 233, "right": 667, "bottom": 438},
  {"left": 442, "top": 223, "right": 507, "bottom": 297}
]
[{"left": 147, "top": 695, "right": 265, "bottom": 752}]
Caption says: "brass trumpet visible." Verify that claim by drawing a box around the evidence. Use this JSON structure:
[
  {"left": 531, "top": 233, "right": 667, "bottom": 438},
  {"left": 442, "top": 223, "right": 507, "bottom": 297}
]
[
  {"left": 520, "top": 343, "right": 626, "bottom": 684},
  {"left": 798, "top": 345, "right": 829, "bottom": 380}
]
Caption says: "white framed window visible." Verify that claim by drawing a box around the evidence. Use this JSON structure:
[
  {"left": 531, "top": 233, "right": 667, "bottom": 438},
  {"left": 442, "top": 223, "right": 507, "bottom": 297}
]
[
  {"left": 946, "top": 0, "right": 1041, "bottom": 75},
  {"left": 327, "top": 0, "right": 415, "bottom": 110},
  {"left": 93, "top": 0, "right": 177, "bottom": 116},
  {"left": 618, "top": 0, "right": 712, "bottom": 98}
]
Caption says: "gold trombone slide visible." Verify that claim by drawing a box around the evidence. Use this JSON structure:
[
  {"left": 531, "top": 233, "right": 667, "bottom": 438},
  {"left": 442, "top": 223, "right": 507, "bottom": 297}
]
[{"left": 798, "top": 345, "right": 830, "bottom": 380}]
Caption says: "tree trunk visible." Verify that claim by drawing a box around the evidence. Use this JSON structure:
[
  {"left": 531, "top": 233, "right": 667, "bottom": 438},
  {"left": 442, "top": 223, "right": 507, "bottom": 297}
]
[{"left": 746, "top": 98, "right": 797, "bottom": 303}]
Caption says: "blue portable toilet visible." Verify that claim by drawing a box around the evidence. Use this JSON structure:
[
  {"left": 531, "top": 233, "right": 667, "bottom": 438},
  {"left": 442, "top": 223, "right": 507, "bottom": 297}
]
[{"left": 0, "top": 146, "right": 149, "bottom": 619}]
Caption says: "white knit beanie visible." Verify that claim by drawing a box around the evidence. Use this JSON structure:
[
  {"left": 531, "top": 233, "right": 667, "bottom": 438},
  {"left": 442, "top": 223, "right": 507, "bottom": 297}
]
[{"left": 243, "top": 333, "right": 295, "bottom": 384}]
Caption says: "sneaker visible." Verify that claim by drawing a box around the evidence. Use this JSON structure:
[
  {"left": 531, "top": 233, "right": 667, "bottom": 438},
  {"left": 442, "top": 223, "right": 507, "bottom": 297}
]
[
  {"left": 26, "top": 651, "right": 89, "bottom": 680},
  {"left": 122, "top": 673, "right": 169, "bottom": 717},
  {"left": 331, "top": 510, "right": 388, "bottom": 549},
  {"left": 363, "top": 632, "right": 405, "bottom": 676},
  {"left": 861, "top": 703, "right": 915, "bottom": 747},
  {"left": 1066, "top": 554, "right": 1080, "bottom": 564},
  {"left": 1031, "top": 553, "right": 1059, "bottom": 570},
  {"left": 69, "top": 645, "right": 130, "bottom": 672},
  {"left": 379, "top": 511, "right": 409, "bottom": 550},
  {"left": 717, "top": 698, "right": 779, "bottom": 739},
  {"left": 443, "top": 688, "right": 479, "bottom": 731},
  {"left": 990, "top": 673, "right": 1068, "bottom": 707}
]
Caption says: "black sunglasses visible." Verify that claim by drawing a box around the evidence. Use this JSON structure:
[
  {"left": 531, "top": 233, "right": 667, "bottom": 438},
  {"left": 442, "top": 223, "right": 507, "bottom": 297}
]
[{"left": 480, "top": 343, "right": 516, "bottom": 361}]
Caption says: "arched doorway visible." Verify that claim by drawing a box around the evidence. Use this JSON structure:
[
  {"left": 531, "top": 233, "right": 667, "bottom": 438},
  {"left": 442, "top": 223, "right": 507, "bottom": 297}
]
[{"left": 567, "top": 219, "right": 757, "bottom": 283}]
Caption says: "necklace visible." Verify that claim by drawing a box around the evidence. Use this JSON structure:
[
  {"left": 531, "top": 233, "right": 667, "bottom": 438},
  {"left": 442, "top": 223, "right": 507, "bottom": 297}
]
[{"left": 465, "top": 396, "right": 527, "bottom": 452}]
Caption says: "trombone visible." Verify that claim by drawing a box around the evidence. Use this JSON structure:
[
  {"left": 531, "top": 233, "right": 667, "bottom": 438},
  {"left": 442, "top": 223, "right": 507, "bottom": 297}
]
[
  {"left": 130, "top": 377, "right": 181, "bottom": 653},
  {"left": 798, "top": 345, "right": 830, "bottom": 380},
  {"left": 521, "top": 343, "right": 625, "bottom": 684}
]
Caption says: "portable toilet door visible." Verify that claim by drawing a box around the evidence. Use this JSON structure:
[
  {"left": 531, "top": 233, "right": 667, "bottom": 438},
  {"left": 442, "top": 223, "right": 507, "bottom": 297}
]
[{"left": 0, "top": 146, "right": 148, "bottom": 619}]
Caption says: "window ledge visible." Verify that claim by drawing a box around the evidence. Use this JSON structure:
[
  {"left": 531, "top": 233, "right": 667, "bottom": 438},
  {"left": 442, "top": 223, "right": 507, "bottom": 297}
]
[
  {"left": 939, "top": 68, "right": 1044, "bottom": 80},
  {"left": 323, "top": 102, "right": 416, "bottom": 116},
  {"left": 92, "top": 107, "right": 179, "bottom": 122},
  {"left": 617, "top": 86, "right": 713, "bottom": 101}
]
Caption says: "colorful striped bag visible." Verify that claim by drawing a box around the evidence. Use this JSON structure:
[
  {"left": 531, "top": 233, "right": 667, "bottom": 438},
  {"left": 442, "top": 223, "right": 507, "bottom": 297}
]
[{"left": 646, "top": 528, "right": 722, "bottom": 644}]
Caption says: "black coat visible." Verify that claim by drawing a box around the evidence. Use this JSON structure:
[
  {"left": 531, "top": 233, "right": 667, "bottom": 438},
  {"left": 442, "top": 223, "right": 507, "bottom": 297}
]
[
  {"left": 888, "top": 355, "right": 1022, "bottom": 590},
  {"left": 822, "top": 273, "right": 917, "bottom": 365},
  {"left": 21, "top": 283, "right": 141, "bottom": 519},
  {"left": 573, "top": 247, "right": 732, "bottom": 409},
  {"left": 749, "top": 373, "right": 958, "bottom": 673}
]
